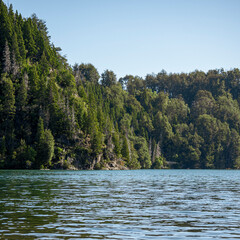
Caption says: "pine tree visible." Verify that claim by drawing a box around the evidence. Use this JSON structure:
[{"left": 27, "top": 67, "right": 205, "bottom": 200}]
[
  {"left": 112, "top": 132, "right": 121, "bottom": 157},
  {"left": 16, "top": 25, "right": 26, "bottom": 61},
  {"left": 36, "top": 116, "right": 44, "bottom": 143},
  {"left": 11, "top": 32, "right": 21, "bottom": 63},
  {"left": 23, "top": 19, "right": 38, "bottom": 59},
  {"left": 0, "top": 75, "right": 15, "bottom": 158},
  {"left": 91, "top": 130, "right": 102, "bottom": 155},
  {"left": 39, "top": 51, "right": 49, "bottom": 75},
  {"left": 0, "top": 0, "right": 12, "bottom": 53}
]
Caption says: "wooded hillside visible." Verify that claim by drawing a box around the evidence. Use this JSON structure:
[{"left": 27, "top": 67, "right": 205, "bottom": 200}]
[{"left": 1, "top": 1, "right": 240, "bottom": 169}]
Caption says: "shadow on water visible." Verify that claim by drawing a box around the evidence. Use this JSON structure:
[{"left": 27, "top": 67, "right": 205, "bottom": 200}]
[{"left": 0, "top": 170, "right": 60, "bottom": 239}]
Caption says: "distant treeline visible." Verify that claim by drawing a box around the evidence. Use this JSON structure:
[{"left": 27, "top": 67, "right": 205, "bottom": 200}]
[{"left": 1, "top": 0, "right": 240, "bottom": 170}]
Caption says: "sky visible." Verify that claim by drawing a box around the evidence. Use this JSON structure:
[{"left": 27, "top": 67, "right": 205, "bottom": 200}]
[{"left": 3, "top": 0, "right": 240, "bottom": 79}]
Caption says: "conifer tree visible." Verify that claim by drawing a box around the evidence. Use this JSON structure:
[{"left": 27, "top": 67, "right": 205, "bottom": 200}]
[
  {"left": 0, "top": 75, "right": 15, "bottom": 157},
  {"left": 16, "top": 26, "right": 26, "bottom": 60},
  {"left": 35, "top": 117, "right": 54, "bottom": 168},
  {"left": 23, "top": 19, "right": 38, "bottom": 59},
  {"left": 0, "top": 0, "right": 12, "bottom": 52},
  {"left": 36, "top": 116, "right": 44, "bottom": 143},
  {"left": 11, "top": 32, "right": 21, "bottom": 63},
  {"left": 101, "top": 70, "right": 117, "bottom": 87}
]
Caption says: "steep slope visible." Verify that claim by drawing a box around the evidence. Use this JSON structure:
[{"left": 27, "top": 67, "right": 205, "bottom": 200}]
[{"left": 1, "top": 1, "right": 240, "bottom": 170}]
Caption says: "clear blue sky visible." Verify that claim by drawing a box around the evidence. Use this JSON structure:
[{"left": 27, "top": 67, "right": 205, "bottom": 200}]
[{"left": 4, "top": 0, "right": 240, "bottom": 78}]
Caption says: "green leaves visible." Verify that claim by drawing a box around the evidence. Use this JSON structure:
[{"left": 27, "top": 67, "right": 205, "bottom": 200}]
[
  {"left": 101, "top": 70, "right": 117, "bottom": 87},
  {"left": 1, "top": 0, "right": 240, "bottom": 170},
  {"left": 33, "top": 117, "right": 54, "bottom": 168}
]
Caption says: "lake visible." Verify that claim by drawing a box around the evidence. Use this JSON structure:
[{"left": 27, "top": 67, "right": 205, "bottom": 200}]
[{"left": 0, "top": 170, "right": 240, "bottom": 239}]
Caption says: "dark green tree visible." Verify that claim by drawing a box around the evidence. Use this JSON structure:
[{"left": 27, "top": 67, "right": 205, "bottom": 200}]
[{"left": 101, "top": 69, "right": 117, "bottom": 87}]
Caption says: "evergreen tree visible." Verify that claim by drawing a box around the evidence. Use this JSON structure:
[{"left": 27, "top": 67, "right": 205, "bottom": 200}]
[
  {"left": 23, "top": 19, "right": 38, "bottom": 59},
  {"left": 11, "top": 32, "right": 21, "bottom": 63},
  {"left": 16, "top": 25, "right": 26, "bottom": 61},
  {"left": 0, "top": 74, "right": 15, "bottom": 159},
  {"left": 101, "top": 70, "right": 117, "bottom": 87},
  {"left": 0, "top": 0, "right": 240, "bottom": 170},
  {"left": 36, "top": 120, "right": 54, "bottom": 169}
]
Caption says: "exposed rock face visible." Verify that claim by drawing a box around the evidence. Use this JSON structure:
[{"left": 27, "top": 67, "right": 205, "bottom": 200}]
[
  {"left": 52, "top": 146, "right": 128, "bottom": 170},
  {"left": 103, "top": 160, "right": 128, "bottom": 170}
]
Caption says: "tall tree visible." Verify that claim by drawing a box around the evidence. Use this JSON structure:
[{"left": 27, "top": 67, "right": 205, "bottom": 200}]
[{"left": 101, "top": 69, "right": 117, "bottom": 87}]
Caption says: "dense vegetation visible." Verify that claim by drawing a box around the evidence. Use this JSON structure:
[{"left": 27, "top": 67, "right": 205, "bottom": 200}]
[{"left": 1, "top": 1, "right": 240, "bottom": 170}]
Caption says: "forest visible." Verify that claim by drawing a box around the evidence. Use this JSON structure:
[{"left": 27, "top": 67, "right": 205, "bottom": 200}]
[{"left": 1, "top": 0, "right": 240, "bottom": 170}]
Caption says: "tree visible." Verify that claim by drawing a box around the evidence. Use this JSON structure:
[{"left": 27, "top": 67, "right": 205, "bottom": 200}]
[
  {"left": 36, "top": 128, "right": 55, "bottom": 169},
  {"left": 121, "top": 135, "right": 130, "bottom": 162},
  {"left": 191, "top": 90, "right": 215, "bottom": 119},
  {"left": 112, "top": 132, "right": 121, "bottom": 157},
  {"left": 0, "top": 75, "right": 16, "bottom": 153},
  {"left": 11, "top": 32, "right": 21, "bottom": 63},
  {"left": 36, "top": 116, "right": 44, "bottom": 143},
  {"left": 101, "top": 69, "right": 117, "bottom": 87},
  {"left": 0, "top": 0, "right": 13, "bottom": 58},
  {"left": 16, "top": 73, "right": 28, "bottom": 108},
  {"left": 14, "top": 139, "right": 36, "bottom": 169},
  {"left": 91, "top": 130, "right": 102, "bottom": 155},
  {"left": 165, "top": 98, "right": 189, "bottom": 125},
  {"left": 153, "top": 112, "right": 173, "bottom": 142},
  {"left": 152, "top": 156, "right": 165, "bottom": 169},
  {"left": 22, "top": 19, "right": 38, "bottom": 59},
  {"left": 229, "top": 129, "right": 240, "bottom": 169},
  {"left": 127, "top": 75, "right": 144, "bottom": 95},
  {"left": 16, "top": 25, "right": 26, "bottom": 61},
  {"left": 134, "top": 136, "right": 151, "bottom": 169},
  {"left": 73, "top": 63, "right": 100, "bottom": 84}
]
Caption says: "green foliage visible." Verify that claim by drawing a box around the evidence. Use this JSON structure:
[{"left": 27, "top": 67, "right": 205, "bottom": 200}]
[
  {"left": 14, "top": 139, "right": 36, "bottom": 169},
  {"left": 1, "top": 1, "right": 240, "bottom": 170},
  {"left": 73, "top": 63, "right": 100, "bottom": 84},
  {"left": 127, "top": 142, "right": 141, "bottom": 169},
  {"left": 0, "top": 74, "right": 16, "bottom": 121},
  {"left": 112, "top": 132, "right": 121, "bottom": 157},
  {"left": 35, "top": 117, "right": 54, "bottom": 168},
  {"left": 121, "top": 135, "right": 130, "bottom": 162},
  {"left": 133, "top": 136, "right": 151, "bottom": 169},
  {"left": 101, "top": 69, "right": 117, "bottom": 87},
  {"left": 91, "top": 130, "right": 102, "bottom": 155},
  {"left": 36, "top": 128, "right": 54, "bottom": 168},
  {"left": 152, "top": 156, "right": 165, "bottom": 169}
]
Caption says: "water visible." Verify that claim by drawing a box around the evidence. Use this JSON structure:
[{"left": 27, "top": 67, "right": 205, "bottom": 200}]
[{"left": 0, "top": 170, "right": 240, "bottom": 239}]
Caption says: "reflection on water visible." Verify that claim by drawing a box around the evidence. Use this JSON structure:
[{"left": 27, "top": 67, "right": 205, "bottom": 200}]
[{"left": 0, "top": 170, "right": 240, "bottom": 239}]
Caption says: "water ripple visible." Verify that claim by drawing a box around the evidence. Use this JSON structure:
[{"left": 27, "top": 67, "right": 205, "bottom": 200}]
[{"left": 0, "top": 170, "right": 240, "bottom": 239}]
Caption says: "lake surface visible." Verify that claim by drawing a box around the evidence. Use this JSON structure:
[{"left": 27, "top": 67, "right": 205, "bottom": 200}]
[{"left": 0, "top": 170, "right": 240, "bottom": 239}]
